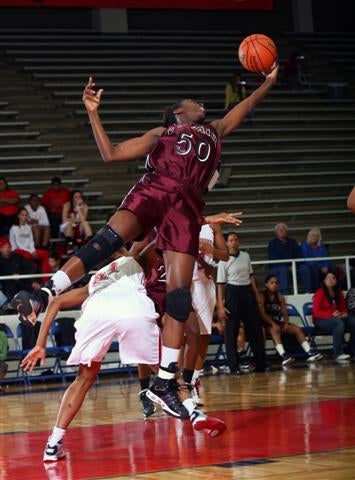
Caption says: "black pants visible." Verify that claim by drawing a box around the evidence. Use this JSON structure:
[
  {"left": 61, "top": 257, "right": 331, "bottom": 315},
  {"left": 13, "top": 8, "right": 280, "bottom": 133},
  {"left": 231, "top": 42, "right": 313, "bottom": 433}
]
[{"left": 225, "top": 284, "right": 266, "bottom": 371}]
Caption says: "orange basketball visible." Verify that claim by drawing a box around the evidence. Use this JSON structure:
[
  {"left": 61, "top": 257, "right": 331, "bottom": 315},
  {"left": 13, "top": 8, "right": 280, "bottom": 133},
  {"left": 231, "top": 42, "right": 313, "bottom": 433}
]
[{"left": 238, "top": 34, "right": 278, "bottom": 73}]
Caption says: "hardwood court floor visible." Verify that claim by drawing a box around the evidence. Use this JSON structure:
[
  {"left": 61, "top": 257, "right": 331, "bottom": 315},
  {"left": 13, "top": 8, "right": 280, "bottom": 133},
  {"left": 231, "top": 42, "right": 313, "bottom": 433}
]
[{"left": 1, "top": 362, "right": 355, "bottom": 479}]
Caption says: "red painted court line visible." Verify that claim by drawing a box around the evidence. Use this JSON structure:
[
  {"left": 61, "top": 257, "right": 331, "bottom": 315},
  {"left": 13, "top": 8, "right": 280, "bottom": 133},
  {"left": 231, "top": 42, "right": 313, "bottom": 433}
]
[{"left": 3, "top": 398, "right": 355, "bottom": 480}]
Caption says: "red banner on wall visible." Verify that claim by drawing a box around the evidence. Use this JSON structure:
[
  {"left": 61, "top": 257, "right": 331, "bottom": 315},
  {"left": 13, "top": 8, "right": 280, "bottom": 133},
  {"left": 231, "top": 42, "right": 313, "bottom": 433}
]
[{"left": 0, "top": 0, "right": 273, "bottom": 10}]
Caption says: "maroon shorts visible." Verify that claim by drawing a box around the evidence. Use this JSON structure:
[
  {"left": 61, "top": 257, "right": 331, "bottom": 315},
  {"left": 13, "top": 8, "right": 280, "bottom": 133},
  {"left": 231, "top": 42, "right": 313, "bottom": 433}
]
[
  {"left": 118, "top": 172, "right": 205, "bottom": 258},
  {"left": 148, "top": 290, "right": 166, "bottom": 318}
]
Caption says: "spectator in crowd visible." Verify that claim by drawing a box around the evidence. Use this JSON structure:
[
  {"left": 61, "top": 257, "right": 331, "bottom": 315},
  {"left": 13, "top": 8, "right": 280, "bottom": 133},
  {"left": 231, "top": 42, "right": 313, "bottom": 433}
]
[
  {"left": 42, "top": 177, "right": 71, "bottom": 238},
  {"left": 9, "top": 208, "right": 51, "bottom": 277},
  {"left": 25, "top": 194, "right": 51, "bottom": 249},
  {"left": 268, "top": 223, "right": 311, "bottom": 294},
  {"left": 0, "top": 177, "right": 20, "bottom": 236},
  {"left": 217, "top": 232, "right": 267, "bottom": 374},
  {"left": 48, "top": 250, "right": 61, "bottom": 273},
  {"left": 60, "top": 190, "right": 93, "bottom": 248},
  {"left": 259, "top": 274, "right": 322, "bottom": 366},
  {"left": 301, "top": 227, "right": 333, "bottom": 292},
  {"left": 0, "top": 236, "right": 38, "bottom": 302},
  {"left": 224, "top": 72, "right": 247, "bottom": 111},
  {"left": 346, "top": 288, "right": 355, "bottom": 357},
  {"left": 313, "top": 272, "right": 354, "bottom": 363}
]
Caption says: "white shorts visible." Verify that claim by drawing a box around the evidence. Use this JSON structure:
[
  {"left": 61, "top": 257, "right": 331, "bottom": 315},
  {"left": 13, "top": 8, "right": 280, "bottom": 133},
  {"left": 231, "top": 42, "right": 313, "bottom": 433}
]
[
  {"left": 67, "top": 284, "right": 160, "bottom": 367},
  {"left": 191, "top": 278, "right": 216, "bottom": 335}
]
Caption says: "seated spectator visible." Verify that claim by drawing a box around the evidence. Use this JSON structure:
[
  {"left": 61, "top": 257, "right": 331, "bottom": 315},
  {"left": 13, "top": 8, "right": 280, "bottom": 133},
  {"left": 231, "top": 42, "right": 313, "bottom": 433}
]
[
  {"left": 60, "top": 190, "right": 93, "bottom": 249},
  {"left": 42, "top": 177, "right": 71, "bottom": 238},
  {"left": 346, "top": 288, "right": 355, "bottom": 357},
  {"left": 0, "top": 177, "right": 20, "bottom": 236},
  {"left": 268, "top": 223, "right": 311, "bottom": 294},
  {"left": 313, "top": 272, "right": 355, "bottom": 363},
  {"left": 9, "top": 208, "right": 51, "bottom": 277},
  {"left": 224, "top": 72, "right": 247, "bottom": 111},
  {"left": 259, "top": 274, "right": 322, "bottom": 366},
  {"left": 48, "top": 250, "right": 62, "bottom": 274},
  {"left": 0, "top": 236, "right": 39, "bottom": 302},
  {"left": 25, "top": 194, "right": 51, "bottom": 249},
  {"left": 301, "top": 227, "right": 333, "bottom": 292}
]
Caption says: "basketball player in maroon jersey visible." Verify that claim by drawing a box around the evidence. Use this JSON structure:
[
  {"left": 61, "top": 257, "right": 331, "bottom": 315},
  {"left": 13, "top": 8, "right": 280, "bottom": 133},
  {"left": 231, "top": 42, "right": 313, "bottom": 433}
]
[{"left": 12, "top": 65, "right": 279, "bottom": 417}]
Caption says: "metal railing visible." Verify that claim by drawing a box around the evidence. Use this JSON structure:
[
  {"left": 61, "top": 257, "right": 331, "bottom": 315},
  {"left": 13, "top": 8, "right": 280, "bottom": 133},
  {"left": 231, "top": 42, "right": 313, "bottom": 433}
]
[
  {"left": 0, "top": 255, "right": 354, "bottom": 296},
  {"left": 251, "top": 255, "right": 355, "bottom": 294}
]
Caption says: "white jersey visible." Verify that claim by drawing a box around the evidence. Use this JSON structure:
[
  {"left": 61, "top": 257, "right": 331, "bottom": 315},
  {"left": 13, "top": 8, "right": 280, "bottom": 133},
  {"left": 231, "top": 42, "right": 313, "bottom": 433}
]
[
  {"left": 192, "top": 224, "right": 215, "bottom": 282},
  {"left": 88, "top": 256, "right": 145, "bottom": 296},
  {"left": 68, "top": 255, "right": 160, "bottom": 367}
]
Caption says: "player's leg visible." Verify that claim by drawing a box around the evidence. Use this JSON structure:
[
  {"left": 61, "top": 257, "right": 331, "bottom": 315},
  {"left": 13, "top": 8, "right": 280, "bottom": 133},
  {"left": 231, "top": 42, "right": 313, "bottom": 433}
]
[
  {"left": 191, "top": 334, "right": 210, "bottom": 405},
  {"left": 12, "top": 209, "right": 142, "bottom": 323},
  {"left": 43, "top": 362, "right": 101, "bottom": 461},
  {"left": 265, "top": 323, "right": 294, "bottom": 367},
  {"left": 138, "top": 363, "right": 156, "bottom": 418},
  {"left": 191, "top": 280, "right": 215, "bottom": 403},
  {"left": 147, "top": 251, "right": 195, "bottom": 418},
  {"left": 178, "top": 313, "right": 226, "bottom": 437},
  {"left": 283, "top": 323, "right": 323, "bottom": 362}
]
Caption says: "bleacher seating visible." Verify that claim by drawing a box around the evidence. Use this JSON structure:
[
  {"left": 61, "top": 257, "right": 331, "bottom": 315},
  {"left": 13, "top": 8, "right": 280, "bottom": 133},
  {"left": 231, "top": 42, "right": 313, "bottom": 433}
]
[{"left": 0, "top": 29, "right": 354, "bottom": 261}]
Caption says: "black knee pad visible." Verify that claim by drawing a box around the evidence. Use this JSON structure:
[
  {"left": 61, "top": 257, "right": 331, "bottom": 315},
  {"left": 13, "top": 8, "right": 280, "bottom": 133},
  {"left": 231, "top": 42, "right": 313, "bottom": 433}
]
[
  {"left": 165, "top": 288, "right": 192, "bottom": 322},
  {"left": 76, "top": 225, "right": 124, "bottom": 272}
]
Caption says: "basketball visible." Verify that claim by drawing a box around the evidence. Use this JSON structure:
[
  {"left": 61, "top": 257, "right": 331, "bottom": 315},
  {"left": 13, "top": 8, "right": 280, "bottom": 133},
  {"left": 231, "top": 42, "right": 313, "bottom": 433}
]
[{"left": 238, "top": 34, "right": 278, "bottom": 73}]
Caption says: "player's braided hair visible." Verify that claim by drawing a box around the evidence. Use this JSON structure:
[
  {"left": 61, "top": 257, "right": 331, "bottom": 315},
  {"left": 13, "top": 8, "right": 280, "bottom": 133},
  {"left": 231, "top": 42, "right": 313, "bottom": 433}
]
[{"left": 163, "top": 100, "right": 183, "bottom": 127}]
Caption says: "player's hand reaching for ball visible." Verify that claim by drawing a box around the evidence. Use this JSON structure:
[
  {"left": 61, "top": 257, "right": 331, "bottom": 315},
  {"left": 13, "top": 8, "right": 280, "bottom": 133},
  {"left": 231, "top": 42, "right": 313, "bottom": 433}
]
[
  {"left": 21, "top": 345, "right": 46, "bottom": 372},
  {"left": 83, "top": 76, "right": 104, "bottom": 112},
  {"left": 263, "top": 63, "right": 279, "bottom": 84}
]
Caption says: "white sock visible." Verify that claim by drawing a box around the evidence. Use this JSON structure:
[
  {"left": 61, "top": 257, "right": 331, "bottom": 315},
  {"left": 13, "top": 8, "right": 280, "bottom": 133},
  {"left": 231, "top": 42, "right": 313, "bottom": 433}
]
[
  {"left": 160, "top": 346, "right": 180, "bottom": 369},
  {"left": 301, "top": 341, "right": 311, "bottom": 353},
  {"left": 158, "top": 346, "right": 180, "bottom": 379},
  {"left": 182, "top": 398, "right": 196, "bottom": 416},
  {"left": 49, "top": 426, "right": 66, "bottom": 446},
  {"left": 192, "top": 369, "right": 203, "bottom": 383},
  {"left": 275, "top": 344, "right": 286, "bottom": 357},
  {"left": 45, "top": 270, "right": 71, "bottom": 296}
]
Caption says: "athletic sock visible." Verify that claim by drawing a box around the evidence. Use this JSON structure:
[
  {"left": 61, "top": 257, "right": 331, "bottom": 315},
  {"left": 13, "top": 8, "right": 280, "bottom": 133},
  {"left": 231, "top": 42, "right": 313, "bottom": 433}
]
[
  {"left": 157, "top": 346, "right": 180, "bottom": 380},
  {"left": 183, "top": 368, "right": 194, "bottom": 384},
  {"left": 301, "top": 341, "right": 311, "bottom": 353},
  {"left": 192, "top": 369, "right": 203, "bottom": 383},
  {"left": 140, "top": 378, "right": 150, "bottom": 391},
  {"left": 160, "top": 346, "right": 180, "bottom": 370},
  {"left": 275, "top": 343, "right": 286, "bottom": 357},
  {"left": 43, "top": 270, "right": 71, "bottom": 296},
  {"left": 49, "top": 426, "right": 66, "bottom": 446}
]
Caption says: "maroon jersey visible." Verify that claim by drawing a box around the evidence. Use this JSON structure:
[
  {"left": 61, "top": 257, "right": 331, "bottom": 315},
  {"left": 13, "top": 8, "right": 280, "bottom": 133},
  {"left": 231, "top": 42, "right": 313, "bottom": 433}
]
[
  {"left": 145, "top": 255, "right": 166, "bottom": 316},
  {"left": 146, "top": 123, "right": 221, "bottom": 193}
]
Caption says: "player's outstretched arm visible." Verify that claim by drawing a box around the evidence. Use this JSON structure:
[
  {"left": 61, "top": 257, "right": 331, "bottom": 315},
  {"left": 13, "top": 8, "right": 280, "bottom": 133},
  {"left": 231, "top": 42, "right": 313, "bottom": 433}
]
[
  {"left": 212, "top": 66, "right": 279, "bottom": 137},
  {"left": 21, "top": 286, "right": 89, "bottom": 372},
  {"left": 83, "top": 77, "right": 164, "bottom": 163}
]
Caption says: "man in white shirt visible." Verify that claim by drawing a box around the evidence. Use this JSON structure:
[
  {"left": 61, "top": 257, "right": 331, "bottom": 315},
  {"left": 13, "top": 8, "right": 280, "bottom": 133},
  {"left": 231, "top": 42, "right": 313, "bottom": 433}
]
[{"left": 217, "top": 232, "right": 267, "bottom": 374}]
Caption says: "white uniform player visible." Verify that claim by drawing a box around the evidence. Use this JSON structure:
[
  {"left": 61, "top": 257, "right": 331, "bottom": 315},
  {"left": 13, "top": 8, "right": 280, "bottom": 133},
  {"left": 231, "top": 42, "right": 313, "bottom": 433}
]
[
  {"left": 191, "top": 224, "right": 216, "bottom": 335},
  {"left": 21, "top": 253, "right": 162, "bottom": 462},
  {"left": 67, "top": 256, "right": 160, "bottom": 368}
]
